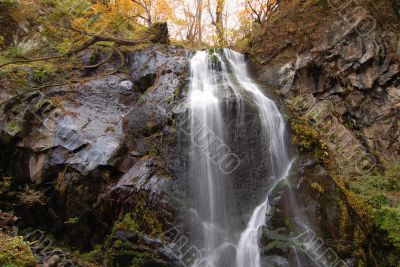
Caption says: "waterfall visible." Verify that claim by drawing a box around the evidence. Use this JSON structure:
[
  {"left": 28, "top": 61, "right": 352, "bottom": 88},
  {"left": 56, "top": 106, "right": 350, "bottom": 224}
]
[
  {"left": 184, "top": 49, "right": 323, "bottom": 267},
  {"left": 222, "top": 50, "right": 292, "bottom": 267},
  {"left": 187, "top": 51, "right": 237, "bottom": 267}
]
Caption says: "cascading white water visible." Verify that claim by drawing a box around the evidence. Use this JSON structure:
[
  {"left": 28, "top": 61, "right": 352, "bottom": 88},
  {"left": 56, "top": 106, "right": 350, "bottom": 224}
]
[
  {"left": 222, "top": 50, "right": 292, "bottom": 267},
  {"left": 186, "top": 49, "right": 323, "bottom": 267},
  {"left": 187, "top": 51, "right": 236, "bottom": 267}
]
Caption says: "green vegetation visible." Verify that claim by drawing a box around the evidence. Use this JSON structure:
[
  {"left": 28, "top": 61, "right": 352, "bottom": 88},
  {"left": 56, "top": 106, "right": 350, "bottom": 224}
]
[
  {"left": 32, "top": 65, "right": 57, "bottom": 83},
  {"left": 103, "top": 213, "right": 159, "bottom": 267},
  {"left": 337, "top": 199, "right": 350, "bottom": 237},
  {"left": 5, "top": 120, "right": 21, "bottom": 134},
  {"left": 310, "top": 181, "right": 324, "bottom": 193},
  {"left": 145, "top": 121, "right": 158, "bottom": 134},
  {"left": 113, "top": 213, "right": 139, "bottom": 234},
  {"left": 0, "top": 0, "right": 19, "bottom": 8},
  {"left": 79, "top": 244, "right": 102, "bottom": 263},
  {"left": 0, "top": 176, "right": 13, "bottom": 194},
  {"left": 64, "top": 216, "right": 79, "bottom": 225},
  {"left": 106, "top": 240, "right": 155, "bottom": 267},
  {"left": 349, "top": 165, "right": 400, "bottom": 249},
  {"left": 290, "top": 116, "right": 329, "bottom": 163},
  {"left": 0, "top": 232, "right": 36, "bottom": 267}
]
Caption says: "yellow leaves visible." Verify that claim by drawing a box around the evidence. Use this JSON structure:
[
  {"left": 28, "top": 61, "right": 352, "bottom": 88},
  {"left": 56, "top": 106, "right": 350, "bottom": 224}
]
[
  {"left": 310, "top": 181, "right": 325, "bottom": 193},
  {"left": 154, "top": 0, "right": 174, "bottom": 21},
  {"left": 72, "top": 17, "right": 88, "bottom": 29},
  {"left": 71, "top": 0, "right": 137, "bottom": 35},
  {"left": 86, "top": 3, "right": 109, "bottom": 14}
]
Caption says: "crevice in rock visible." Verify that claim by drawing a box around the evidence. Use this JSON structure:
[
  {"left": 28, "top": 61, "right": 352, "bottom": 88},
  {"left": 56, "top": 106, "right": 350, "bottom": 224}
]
[{"left": 135, "top": 73, "right": 157, "bottom": 93}]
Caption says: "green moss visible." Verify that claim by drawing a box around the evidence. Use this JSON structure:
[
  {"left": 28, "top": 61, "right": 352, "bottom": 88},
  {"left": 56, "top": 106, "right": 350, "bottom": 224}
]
[
  {"left": 113, "top": 241, "right": 156, "bottom": 262},
  {"left": 310, "top": 181, "right": 324, "bottom": 193},
  {"left": 210, "top": 53, "right": 219, "bottom": 65},
  {"left": 375, "top": 206, "right": 400, "bottom": 247},
  {"left": 105, "top": 214, "right": 158, "bottom": 267},
  {"left": 349, "top": 164, "right": 400, "bottom": 250},
  {"left": 0, "top": 233, "right": 36, "bottom": 267},
  {"left": 383, "top": 165, "right": 400, "bottom": 191},
  {"left": 0, "top": 0, "right": 19, "bottom": 8},
  {"left": 334, "top": 176, "right": 373, "bottom": 223},
  {"left": 0, "top": 176, "right": 12, "bottom": 194},
  {"left": 64, "top": 216, "right": 79, "bottom": 225},
  {"left": 5, "top": 120, "right": 21, "bottom": 134},
  {"left": 145, "top": 121, "right": 158, "bottom": 133},
  {"left": 79, "top": 244, "right": 102, "bottom": 263},
  {"left": 134, "top": 193, "right": 164, "bottom": 237},
  {"left": 119, "top": 65, "right": 130, "bottom": 73},
  {"left": 338, "top": 199, "right": 350, "bottom": 235},
  {"left": 113, "top": 213, "right": 139, "bottom": 234},
  {"left": 174, "top": 78, "right": 188, "bottom": 99},
  {"left": 95, "top": 41, "right": 114, "bottom": 47},
  {"left": 354, "top": 225, "right": 367, "bottom": 261},
  {"left": 32, "top": 64, "right": 56, "bottom": 83},
  {"left": 89, "top": 53, "right": 100, "bottom": 65},
  {"left": 290, "top": 116, "right": 329, "bottom": 163}
]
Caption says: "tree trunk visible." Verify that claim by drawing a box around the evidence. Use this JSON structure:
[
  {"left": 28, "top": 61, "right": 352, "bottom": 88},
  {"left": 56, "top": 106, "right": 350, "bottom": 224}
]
[
  {"left": 196, "top": 0, "right": 203, "bottom": 43},
  {"left": 215, "top": 0, "right": 225, "bottom": 46}
]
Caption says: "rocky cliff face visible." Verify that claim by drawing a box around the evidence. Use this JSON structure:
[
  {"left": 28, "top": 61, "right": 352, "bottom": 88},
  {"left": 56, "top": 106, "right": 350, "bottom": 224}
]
[
  {"left": 241, "top": 0, "right": 400, "bottom": 266},
  {"left": 246, "top": 0, "right": 400, "bottom": 170},
  {"left": 0, "top": 44, "right": 189, "bottom": 266}
]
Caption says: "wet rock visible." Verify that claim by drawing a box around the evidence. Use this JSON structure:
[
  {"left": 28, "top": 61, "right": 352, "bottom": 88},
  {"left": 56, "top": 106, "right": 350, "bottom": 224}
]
[
  {"left": 124, "top": 45, "right": 189, "bottom": 144},
  {"left": 262, "top": 255, "right": 290, "bottom": 267},
  {"left": 0, "top": 45, "right": 190, "bottom": 265},
  {"left": 42, "top": 255, "right": 60, "bottom": 267}
]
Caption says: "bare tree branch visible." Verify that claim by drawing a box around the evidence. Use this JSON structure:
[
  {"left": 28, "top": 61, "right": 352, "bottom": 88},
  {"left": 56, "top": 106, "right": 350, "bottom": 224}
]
[{"left": 247, "top": 0, "right": 262, "bottom": 24}]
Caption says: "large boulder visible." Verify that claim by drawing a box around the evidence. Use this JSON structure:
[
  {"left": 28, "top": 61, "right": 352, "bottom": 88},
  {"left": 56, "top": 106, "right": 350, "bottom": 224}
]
[{"left": 0, "top": 44, "right": 190, "bottom": 265}]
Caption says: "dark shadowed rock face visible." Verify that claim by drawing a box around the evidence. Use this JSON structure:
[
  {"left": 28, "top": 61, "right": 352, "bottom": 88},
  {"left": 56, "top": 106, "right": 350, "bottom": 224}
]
[
  {"left": 258, "top": 18, "right": 400, "bottom": 169},
  {"left": 256, "top": 11, "right": 400, "bottom": 171},
  {"left": 0, "top": 44, "right": 189, "bottom": 265}
]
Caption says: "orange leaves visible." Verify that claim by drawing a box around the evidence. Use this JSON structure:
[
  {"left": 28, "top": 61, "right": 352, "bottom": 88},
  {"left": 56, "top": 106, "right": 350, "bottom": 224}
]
[
  {"left": 70, "top": 0, "right": 146, "bottom": 36},
  {"left": 154, "top": 0, "right": 174, "bottom": 21}
]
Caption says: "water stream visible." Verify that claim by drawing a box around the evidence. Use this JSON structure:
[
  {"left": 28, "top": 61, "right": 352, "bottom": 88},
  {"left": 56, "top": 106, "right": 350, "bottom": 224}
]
[{"left": 185, "top": 49, "right": 323, "bottom": 267}]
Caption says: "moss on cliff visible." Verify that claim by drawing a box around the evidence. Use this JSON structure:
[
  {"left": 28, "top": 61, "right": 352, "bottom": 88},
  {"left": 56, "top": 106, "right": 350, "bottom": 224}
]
[
  {"left": 290, "top": 116, "right": 329, "bottom": 163},
  {"left": 350, "top": 165, "right": 400, "bottom": 249}
]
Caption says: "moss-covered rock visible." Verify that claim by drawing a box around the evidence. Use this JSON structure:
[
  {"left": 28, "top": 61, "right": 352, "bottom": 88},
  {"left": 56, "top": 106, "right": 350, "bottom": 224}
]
[
  {"left": 290, "top": 116, "right": 329, "bottom": 163},
  {"left": 0, "top": 232, "right": 36, "bottom": 267}
]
